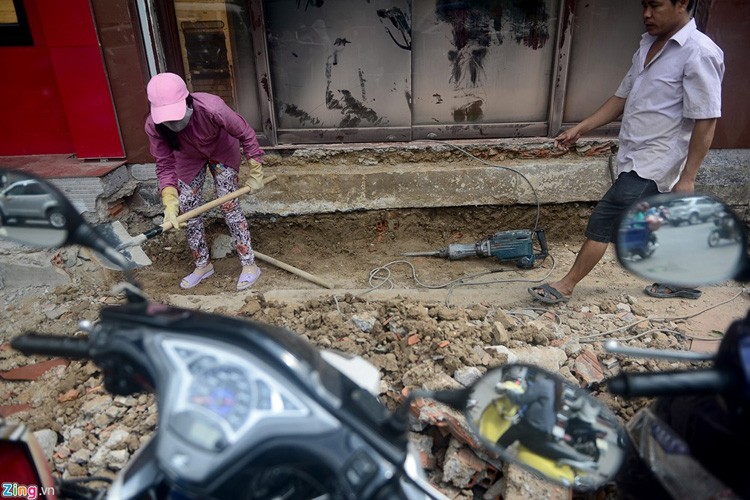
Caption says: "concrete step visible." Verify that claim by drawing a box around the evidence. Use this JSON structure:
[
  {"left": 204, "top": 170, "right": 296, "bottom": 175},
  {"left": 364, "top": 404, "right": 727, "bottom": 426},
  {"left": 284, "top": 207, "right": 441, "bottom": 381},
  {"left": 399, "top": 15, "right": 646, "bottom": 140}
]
[
  {"left": 244, "top": 156, "right": 613, "bottom": 216},
  {"left": 4, "top": 141, "right": 747, "bottom": 222}
]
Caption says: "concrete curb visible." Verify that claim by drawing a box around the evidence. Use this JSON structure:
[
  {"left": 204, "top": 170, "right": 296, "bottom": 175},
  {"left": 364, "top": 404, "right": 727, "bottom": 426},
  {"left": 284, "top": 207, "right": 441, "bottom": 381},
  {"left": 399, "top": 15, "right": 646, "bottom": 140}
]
[{"left": 47, "top": 142, "right": 749, "bottom": 222}]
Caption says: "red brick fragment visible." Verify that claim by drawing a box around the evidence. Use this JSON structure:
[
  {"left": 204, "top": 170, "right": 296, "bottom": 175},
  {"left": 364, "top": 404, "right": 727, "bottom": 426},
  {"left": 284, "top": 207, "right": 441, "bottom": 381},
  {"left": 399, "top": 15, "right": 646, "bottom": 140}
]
[
  {"left": 108, "top": 201, "right": 125, "bottom": 218},
  {"left": 411, "top": 398, "right": 482, "bottom": 448},
  {"left": 58, "top": 389, "right": 80, "bottom": 402},
  {"left": 0, "top": 358, "right": 69, "bottom": 381},
  {"left": 0, "top": 404, "right": 32, "bottom": 417},
  {"left": 573, "top": 348, "right": 605, "bottom": 384}
]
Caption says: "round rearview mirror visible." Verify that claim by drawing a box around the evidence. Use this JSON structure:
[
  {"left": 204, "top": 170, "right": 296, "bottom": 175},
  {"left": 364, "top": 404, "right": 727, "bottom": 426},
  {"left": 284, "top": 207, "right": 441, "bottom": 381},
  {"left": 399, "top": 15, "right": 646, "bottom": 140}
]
[
  {"left": 465, "top": 364, "right": 626, "bottom": 490},
  {"left": 615, "top": 194, "right": 747, "bottom": 287},
  {"left": 0, "top": 170, "right": 75, "bottom": 248},
  {"left": 0, "top": 168, "right": 140, "bottom": 277}
]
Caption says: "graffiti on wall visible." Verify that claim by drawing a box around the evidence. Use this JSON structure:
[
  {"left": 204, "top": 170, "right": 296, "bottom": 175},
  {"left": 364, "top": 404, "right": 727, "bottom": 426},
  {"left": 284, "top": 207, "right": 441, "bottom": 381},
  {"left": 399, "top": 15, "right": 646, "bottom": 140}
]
[
  {"left": 269, "top": 0, "right": 551, "bottom": 130},
  {"left": 278, "top": 0, "right": 410, "bottom": 128},
  {"left": 435, "top": 0, "right": 549, "bottom": 89}
]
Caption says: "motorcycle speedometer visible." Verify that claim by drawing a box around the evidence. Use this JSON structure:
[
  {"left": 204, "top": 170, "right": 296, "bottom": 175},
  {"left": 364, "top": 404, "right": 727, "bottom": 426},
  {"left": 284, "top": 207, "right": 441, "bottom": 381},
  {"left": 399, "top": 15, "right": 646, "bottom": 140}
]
[{"left": 188, "top": 365, "right": 253, "bottom": 429}]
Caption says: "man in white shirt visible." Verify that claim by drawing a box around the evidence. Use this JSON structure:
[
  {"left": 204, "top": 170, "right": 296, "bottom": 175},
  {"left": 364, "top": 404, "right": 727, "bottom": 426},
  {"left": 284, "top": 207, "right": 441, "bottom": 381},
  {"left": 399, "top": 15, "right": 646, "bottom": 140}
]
[{"left": 530, "top": 0, "right": 724, "bottom": 304}]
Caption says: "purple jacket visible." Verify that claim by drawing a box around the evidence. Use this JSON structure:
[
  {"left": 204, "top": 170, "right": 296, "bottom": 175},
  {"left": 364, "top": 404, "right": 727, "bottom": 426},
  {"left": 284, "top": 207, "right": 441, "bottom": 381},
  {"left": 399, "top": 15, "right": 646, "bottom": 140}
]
[{"left": 145, "top": 93, "right": 264, "bottom": 190}]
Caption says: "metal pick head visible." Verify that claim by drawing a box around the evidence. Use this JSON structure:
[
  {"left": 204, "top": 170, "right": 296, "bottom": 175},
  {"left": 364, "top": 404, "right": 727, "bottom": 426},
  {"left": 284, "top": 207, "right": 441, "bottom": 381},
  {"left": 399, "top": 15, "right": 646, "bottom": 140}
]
[{"left": 91, "top": 223, "right": 152, "bottom": 269}]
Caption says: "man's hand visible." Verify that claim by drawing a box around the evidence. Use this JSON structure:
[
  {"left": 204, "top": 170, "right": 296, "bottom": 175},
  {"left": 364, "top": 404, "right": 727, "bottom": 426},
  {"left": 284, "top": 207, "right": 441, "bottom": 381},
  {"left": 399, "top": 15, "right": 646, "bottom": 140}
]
[
  {"left": 554, "top": 126, "right": 582, "bottom": 151},
  {"left": 674, "top": 118, "right": 717, "bottom": 195},
  {"left": 161, "top": 187, "right": 182, "bottom": 231},
  {"left": 241, "top": 158, "right": 265, "bottom": 193},
  {"left": 553, "top": 96, "right": 625, "bottom": 151},
  {"left": 671, "top": 178, "right": 695, "bottom": 194}
]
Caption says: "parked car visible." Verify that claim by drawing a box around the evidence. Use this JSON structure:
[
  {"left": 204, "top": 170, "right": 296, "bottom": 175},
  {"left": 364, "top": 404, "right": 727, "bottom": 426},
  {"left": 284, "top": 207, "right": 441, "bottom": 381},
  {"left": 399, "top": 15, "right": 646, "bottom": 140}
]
[
  {"left": 0, "top": 179, "right": 66, "bottom": 228},
  {"left": 666, "top": 196, "right": 720, "bottom": 226}
]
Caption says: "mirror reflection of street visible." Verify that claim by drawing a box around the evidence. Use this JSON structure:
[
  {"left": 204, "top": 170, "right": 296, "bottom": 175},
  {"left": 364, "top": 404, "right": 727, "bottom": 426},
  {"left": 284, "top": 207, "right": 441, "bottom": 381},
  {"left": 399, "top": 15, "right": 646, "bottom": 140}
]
[
  {"left": 0, "top": 224, "right": 67, "bottom": 248},
  {"left": 0, "top": 174, "right": 69, "bottom": 248},
  {"left": 624, "top": 217, "right": 742, "bottom": 284}
]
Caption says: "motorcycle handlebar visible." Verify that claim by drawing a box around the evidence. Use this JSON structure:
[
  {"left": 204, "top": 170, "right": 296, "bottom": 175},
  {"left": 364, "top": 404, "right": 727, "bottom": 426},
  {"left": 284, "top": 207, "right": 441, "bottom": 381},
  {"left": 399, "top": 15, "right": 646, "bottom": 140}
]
[
  {"left": 11, "top": 334, "right": 91, "bottom": 359},
  {"left": 607, "top": 368, "right": 735, "bottom": 398}
]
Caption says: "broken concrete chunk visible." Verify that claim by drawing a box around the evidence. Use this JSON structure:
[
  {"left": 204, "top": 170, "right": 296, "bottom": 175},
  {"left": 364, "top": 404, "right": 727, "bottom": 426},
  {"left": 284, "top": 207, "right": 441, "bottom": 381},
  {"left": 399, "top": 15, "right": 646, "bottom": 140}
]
[
  {"left": 491, "top": 322, "right": 510, "bottom": 344},
  {"left": 453, "top": 366, "right": 482, "bottom": 387}
]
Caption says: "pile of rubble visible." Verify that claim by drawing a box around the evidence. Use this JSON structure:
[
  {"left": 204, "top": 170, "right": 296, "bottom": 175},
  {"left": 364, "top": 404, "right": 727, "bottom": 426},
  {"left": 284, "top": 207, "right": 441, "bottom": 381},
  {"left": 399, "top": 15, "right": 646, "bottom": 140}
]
[{"left": 2, "top": 266, "right": 691, "bottom": 498}]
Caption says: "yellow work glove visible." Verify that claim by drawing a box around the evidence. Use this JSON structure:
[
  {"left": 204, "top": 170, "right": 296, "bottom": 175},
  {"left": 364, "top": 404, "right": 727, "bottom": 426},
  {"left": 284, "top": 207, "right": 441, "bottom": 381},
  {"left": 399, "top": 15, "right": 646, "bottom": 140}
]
[
  {"left": 242, "top": 158, "right": 265, "bottom": 193},
  {"left": 161, "top": 186, "right": 182, "bottom": 231}
]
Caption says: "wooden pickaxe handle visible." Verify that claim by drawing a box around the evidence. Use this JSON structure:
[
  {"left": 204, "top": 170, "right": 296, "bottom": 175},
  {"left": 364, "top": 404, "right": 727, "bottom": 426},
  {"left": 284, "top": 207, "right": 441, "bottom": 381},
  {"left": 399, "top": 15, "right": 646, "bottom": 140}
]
[
  {"left": 163, "top": 175, "right": 277, "bottom": 231},
  {"left": 254, "top": 251, "right": 335, "bottom": 289},
  {"left": 116, "top": 175, "right": 279, "bottom": 251}
]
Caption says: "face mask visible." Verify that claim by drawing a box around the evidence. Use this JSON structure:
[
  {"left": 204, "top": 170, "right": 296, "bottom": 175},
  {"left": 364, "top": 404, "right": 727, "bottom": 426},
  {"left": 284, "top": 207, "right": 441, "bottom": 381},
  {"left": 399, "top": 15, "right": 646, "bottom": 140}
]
[{"left": 162, "top": 105, "right": 193, "bottom": 132}]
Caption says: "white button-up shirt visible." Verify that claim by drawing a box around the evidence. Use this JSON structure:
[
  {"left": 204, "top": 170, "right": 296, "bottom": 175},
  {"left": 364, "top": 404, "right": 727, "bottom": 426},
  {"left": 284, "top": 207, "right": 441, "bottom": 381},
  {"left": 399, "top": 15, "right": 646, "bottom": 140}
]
[{"left": 615, "top": 19, "right": 724, "bottom": 192}]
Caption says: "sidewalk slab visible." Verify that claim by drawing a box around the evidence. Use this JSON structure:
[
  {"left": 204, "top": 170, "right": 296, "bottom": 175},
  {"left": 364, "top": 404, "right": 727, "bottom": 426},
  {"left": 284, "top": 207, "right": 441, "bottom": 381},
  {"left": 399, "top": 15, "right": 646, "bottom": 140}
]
[{"left": 0, "top": 154, "right": 124, "bottom": 179}]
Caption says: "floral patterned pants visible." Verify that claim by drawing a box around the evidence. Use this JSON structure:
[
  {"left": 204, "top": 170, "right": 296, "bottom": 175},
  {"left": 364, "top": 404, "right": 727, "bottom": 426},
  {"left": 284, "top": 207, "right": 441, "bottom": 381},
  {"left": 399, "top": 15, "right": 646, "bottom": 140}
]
[{"left": 178, "top": 163, "right": 255, "bottom": 268}]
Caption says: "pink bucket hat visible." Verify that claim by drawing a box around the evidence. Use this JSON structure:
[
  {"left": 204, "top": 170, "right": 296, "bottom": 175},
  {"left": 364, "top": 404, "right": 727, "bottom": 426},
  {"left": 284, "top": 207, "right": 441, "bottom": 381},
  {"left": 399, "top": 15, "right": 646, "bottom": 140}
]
[{"left": 146, "top": 73, "right": 189, "bottom": 124}]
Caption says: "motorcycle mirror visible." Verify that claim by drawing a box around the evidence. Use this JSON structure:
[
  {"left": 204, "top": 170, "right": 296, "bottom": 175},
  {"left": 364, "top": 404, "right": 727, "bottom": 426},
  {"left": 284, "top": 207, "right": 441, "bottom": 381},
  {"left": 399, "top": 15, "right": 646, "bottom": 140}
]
[
  {"left": 463, "top": 364, "right": 626, "bottom": 490},
  {"left": 615, "top": 193, "right": 748, "bottom": 287},
  {"left": 0, "top": 168, "right": 136, "bottom": 276},
  {"left": 0, "top": 169, "right": 75, "bottom": 248}
]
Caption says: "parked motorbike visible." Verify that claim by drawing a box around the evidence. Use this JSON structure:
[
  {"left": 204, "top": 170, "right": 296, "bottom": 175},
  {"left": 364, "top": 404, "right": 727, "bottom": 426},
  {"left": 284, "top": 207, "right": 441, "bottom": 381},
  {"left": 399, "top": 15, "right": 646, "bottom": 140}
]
[
  {"left": 0, "top": 168, "right": 626, "bottom": 499},
  {"left": 471, "top": 367, "right": 620, "bottom": 489},
  {"left": 609, "top": 192, "right": 750, "bottom": 499}
]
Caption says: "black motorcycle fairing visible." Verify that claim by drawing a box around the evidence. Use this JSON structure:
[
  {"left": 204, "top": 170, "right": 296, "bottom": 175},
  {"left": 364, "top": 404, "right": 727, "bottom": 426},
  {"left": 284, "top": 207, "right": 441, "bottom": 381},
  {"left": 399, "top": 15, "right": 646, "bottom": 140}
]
[
  {"left": 204, "top": 432, "right": 401, "bottom": 500},
  {"left": 98, "top": 301, "right": 347, "bottom": 405},
  {"left": 713, "top": 311, "right": 750, "bottom": 420},
  {"left": 108, "top": 437, "right": 165, "bottom": 499},
  {"left": 611, "top": 314, "right": 750, "bottom": 493},
  {"left": 87, "top": 302, "right": 422, "bottom": 498},
  {"left": 632, "top": 312, "right": 750, "bottom": 499},
  {"left": 651, "top": 395, "right": 750, "bottom": 499},
  {"left": 97, "top": 301, "right": 329, "bottom": 398},
  {"left": 96, "top": 302, "right": 408, "bottom": 454},
  {"left": 144, "top": 424, "right": 410, "bottom": 500}
]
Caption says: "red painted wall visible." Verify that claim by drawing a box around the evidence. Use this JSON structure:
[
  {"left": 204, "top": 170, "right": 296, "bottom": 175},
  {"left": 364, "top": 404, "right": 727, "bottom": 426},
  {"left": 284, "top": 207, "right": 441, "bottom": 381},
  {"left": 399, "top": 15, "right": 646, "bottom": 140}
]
[
  {"left": 0, "top": 0, "right": 72, "bottom": 155},
  {"left": 0, "top": 0, "right": 124, "bottom": 158}
]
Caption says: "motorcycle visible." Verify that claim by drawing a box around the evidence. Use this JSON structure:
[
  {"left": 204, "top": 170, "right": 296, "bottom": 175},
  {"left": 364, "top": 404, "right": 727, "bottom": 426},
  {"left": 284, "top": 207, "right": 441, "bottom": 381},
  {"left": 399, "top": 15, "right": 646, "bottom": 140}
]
[
  {"left": 608, "top": 192, "right": 750, "bottom": 499},
  {"left": 618, "top": 203, "right": 663, "bottom": 261},
  {"left": 473, "top": 368, "right": 618, "bottom": 489},
  {"left": 0, "top": 168, "right": 627, "bottom": 499},
  {"left": 708, "top": 211, "right": 742, "bottom": 247},
  {"left": 618, "top": 220, "right": 657, "bottom": 260}
]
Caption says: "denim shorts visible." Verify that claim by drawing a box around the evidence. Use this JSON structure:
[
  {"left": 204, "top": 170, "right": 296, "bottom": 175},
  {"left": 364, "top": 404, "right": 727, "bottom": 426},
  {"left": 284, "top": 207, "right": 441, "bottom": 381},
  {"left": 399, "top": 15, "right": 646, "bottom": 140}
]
[{"left": 585, "top": 170, "right": 660, "bottom": 243}]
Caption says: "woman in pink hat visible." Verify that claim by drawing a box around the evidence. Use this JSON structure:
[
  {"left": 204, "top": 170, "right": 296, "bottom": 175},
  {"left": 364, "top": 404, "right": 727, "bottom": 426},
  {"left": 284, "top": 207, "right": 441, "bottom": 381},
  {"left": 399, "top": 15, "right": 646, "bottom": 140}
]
[{"left": 144, "top": 72, "right": 265, "bottom": 291}]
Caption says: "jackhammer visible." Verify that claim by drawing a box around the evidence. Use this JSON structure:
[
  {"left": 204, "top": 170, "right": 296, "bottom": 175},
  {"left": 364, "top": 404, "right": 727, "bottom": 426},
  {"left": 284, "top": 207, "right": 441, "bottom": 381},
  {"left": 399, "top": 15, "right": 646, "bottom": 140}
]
[{"left": 403, "top": 229, "right": 548, "bottom": 269}]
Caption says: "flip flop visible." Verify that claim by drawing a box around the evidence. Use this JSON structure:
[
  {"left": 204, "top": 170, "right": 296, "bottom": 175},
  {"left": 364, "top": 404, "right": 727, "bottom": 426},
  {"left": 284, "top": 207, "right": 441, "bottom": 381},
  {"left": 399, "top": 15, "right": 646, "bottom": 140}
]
[
  {"left": 237, "top": 266, "right": 262, "bottom": 291},
  {"left": 528, "top": 283, "right": 571, "bottom": 304},
  {"left": 644, "top": 283, "right": 702, "bottom": 299},
  {"left": 180, "top": 268, "right": 215, "bottom": 289}
]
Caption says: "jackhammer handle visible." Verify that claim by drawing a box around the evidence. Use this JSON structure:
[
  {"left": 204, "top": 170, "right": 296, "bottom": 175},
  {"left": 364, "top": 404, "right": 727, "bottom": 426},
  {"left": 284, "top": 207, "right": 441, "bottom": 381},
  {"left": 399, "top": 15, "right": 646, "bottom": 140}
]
[
  {"left": 535, "top": 228, "right": 549, "bottom": 259},
  {"left": 11, "top": 334, "right": 90, "bottom": 359}
]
